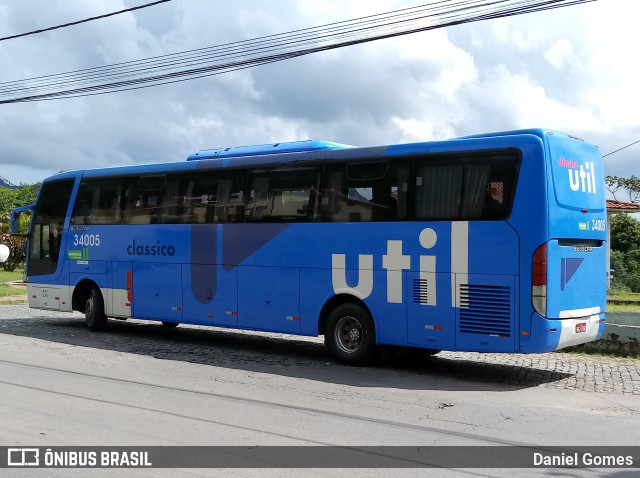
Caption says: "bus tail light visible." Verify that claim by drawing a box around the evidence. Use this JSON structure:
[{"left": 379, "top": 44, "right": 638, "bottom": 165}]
[{"left": 532, "top": 243, "right": 547, "bottom": 317}]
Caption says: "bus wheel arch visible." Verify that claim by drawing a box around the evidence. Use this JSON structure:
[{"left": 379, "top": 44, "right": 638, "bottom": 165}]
[
  {"left": 319, "top": 295, "right": 377, "bottom": 366},
  {"left": 72, "top": 280, "right": 107, "bottom": 331}
]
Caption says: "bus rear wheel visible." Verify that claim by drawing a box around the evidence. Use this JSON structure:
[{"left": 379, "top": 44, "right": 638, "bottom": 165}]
[
  {"left": 325, "top": 303, "right": 376, "bottom": 366},
  {"left": 85, "top": 286, "right": 107, "bottom": 331}
]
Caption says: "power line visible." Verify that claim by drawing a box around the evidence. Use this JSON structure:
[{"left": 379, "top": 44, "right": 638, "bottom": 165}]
[
  {"left": 0, "top": 0, "right": 172, "bottom": 42},
  {"left": 0, "top": 0, "right": 594, "bottom": 104},
  {"left": 603, "top": 139, "right": 640, "bottom": 158}
]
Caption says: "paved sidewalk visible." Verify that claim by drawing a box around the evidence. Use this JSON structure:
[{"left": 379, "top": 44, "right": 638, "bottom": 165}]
[
  {"left": 433, "top": 351, "right": 640, "bottom": 395},
  {"left": 0, "top": 305, "right": 638, "bottom": 396}
]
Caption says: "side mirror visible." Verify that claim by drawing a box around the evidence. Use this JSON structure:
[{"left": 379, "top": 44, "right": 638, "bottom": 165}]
[{"left": 10, "top": 206, "right": 33, "bottom": 236}]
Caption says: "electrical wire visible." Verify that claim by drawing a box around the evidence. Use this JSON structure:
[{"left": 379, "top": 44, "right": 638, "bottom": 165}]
[
  {"left": 0, "top": 0, "right": 594, "bottom": 104},
  {"left": 0, "top": 1, "right": 172, "bottom": 43},
  {"left": 603, "top": 139, "right": 640, "bottom": 158}
]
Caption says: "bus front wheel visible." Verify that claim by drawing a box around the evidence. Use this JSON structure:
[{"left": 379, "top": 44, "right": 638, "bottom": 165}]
[
  {"left": 85, "top": 286, "right": 107, "bottom": 331},
  {"left": 325, "top": 303, "right": 376, "bottom": 366}
]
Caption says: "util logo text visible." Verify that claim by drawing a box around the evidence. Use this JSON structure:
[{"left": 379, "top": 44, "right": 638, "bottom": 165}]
[
  {"left": 331, "top": 224, "right": 468, "bottom": 306},
  {"left": 558, "top": 157, "right": 597, "bottom": 194}
]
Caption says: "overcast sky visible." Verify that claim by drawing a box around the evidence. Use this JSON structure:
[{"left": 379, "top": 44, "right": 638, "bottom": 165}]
[{"left": 0, "top": 0, "right": 638, "bottom": 185}]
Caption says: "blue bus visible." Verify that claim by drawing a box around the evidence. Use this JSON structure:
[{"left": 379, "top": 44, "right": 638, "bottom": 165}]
[{"left": 10, "top": 129, "right": 607, "bottom": 365}]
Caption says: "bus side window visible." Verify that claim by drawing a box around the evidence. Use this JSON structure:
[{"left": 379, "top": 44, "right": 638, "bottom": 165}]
[
  {"left": 122, "top": 175, "right": 165, "bottom": 224},
  {"left": 461, "top": 163, "right": 491, "bottom": 218},
  {"left": 93, "top": 183, "right": 123, "bottom": 224},
  {"left": 180, "top": 172, "right": 245, "bottom": 224},
  {"left": 480, "top": 166, "right": 518, "bottom": 220},
  {"left": 482, "top": 181, "right": 505, "bottom": 219},
  {"left": 158, "top": 176, "right": 180, "bottom": 224},
  {"left": 71, "top": 180, "right": 124, "bottom": 225},
  {"left": 414, "top": 153, "right": 519, "bottom": 221},
  {"left": 217, "top": 176, "right": 245, "bottom": 223},
  {"left": 245, "top": 168, "right": 319, "bottom": 222},
  {"left": 414, "top": 164, "right": 463, "bottom": 220},
  {"left": 469, "top": 157, "right": 519, "bottom": 220},
  {"left": 70, "top": 184, "right": 93, "bottom": 224},
  {"left": 321, "top": 161, "right": 408, "bottom": 222}
]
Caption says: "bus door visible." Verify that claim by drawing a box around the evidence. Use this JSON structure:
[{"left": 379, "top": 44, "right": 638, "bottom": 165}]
[{"left": 131, "top": 262, "right": 183, "bottom": 322}]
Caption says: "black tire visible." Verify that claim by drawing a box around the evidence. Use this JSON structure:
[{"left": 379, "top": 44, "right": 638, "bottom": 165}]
[
  {"left": 85, "top": 286, "right": 107, "bottom": 331},
  {"left": 161, "top": 321, "right": 179, "bottom": 328},
  {"left": 324, "top": 303, "right": 376, "bottom": 366}
]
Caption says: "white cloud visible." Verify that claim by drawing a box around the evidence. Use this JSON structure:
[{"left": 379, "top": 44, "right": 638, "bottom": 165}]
[
  {"left": 544, "top": 38, "right": 583, "bottom": 72},
  {"left": 580, "top": 0, "right": 640, "bottom": 131},
  {"left": 0, "top": 0, "right": 638, "bottom": 184}
]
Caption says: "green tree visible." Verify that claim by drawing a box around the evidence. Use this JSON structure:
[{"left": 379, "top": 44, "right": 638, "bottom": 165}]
[
  {"left": 0, "top": 183, "right": 39, "bottom": 215},
  {"left": 0, "top": 187, "right": 16, "bottom": 213},
  {"left": 14, "top": 182, "right": 40, "bottom": 208},
  {"left": 606, "top": 175, "right": 640, "bottom": 204},
  {"left": 0, "top": 182, "right": 39, "bottom": 271},
  {"left": 610, "top": 213, "right": 640, "bottom": 253},
  {"left": 610, "top": 213, "right": 640, "bottom": 292}
]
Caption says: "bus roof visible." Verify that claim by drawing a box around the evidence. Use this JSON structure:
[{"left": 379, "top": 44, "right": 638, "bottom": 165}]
[
  {"left": 43, "top": 128, "right": 595, "bottom": 182},
  {"left": 456, "top": 128, "right": 590, "bottom": 145},
  {"left": 187, "top": 140, "right": 356, "bottom": 161}
]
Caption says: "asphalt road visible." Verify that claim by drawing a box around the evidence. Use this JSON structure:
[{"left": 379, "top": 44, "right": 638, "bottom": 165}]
[{"left": 0, "top": 305, "right": 638, "bottom": 477}]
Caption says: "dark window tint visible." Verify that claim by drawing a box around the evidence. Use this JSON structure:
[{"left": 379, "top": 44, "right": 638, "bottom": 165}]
[
  {"left": 414, "top": 164, "right": 463, "bottom": 219},
  {"left": 347, "top": 161, "right": 388, "bottom": 180},
  {"left": 414, "top": 152, "right": 519, "bottom": 220},
  {"left": 29, "top": 179, "right": 75, "bottom": 276},
  {"left": 121, "top": 175, "right": 180, "bottom": 224},
  {"left": 182, "top": 172, "right": 245, "bottom": 223},
  {"left": 139, "top": 175, "right": 165, "bottom": 191},
  {"left": 321, "top": 160, "right": 409, "bottom": 222},
  {"left": 246, "top": 167, "right": 320, "bottom": 222},
  {"left": 71, "top": 179, "right": 130, "bottom": 225}
]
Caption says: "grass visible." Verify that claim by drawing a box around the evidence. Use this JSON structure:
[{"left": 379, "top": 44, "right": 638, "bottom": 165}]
[
  {"left": 0, "top": 269, "right": 26, "bottom": 302},
  {"left": 607, "top": 290, "right": 640, "bottom": 301},
  {"left": 0, "top": 269, "right": 24, "bottom": 283},
  {"left": 607, "top": 303, "right": 640, "bottom": 313},
  {"left": 607, "top": 289, "right": 640, "bottom": 312},
  {"left": 0, "top": 283, "right": 24, "bottom": 297}
]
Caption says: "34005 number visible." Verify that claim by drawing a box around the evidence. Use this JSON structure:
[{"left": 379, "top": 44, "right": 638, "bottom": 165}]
[
  {"left": 73, "top": 234, "right": 101, "bottom": 246},
  {"left": 591, "top": 219, "right": 606, "bottom": 232}
]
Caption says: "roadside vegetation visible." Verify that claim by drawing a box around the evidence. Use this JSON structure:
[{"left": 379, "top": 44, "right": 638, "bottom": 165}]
[
  {"left": 607, "top": 290, "right": 640, "bottom": 301},
  {"left": 606, "top": 175, "right": 640, "bottom": 292},
  {"left": 0, "top": 268, "right": 26, "bottom": 303},
  {"left": 1, "top": 183, "right": 39, "bottom": 272}
]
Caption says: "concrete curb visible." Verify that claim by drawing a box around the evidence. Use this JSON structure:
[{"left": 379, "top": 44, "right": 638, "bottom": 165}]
[{"left": 577, "top": 312, "right": 640, "bottom": 355}]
